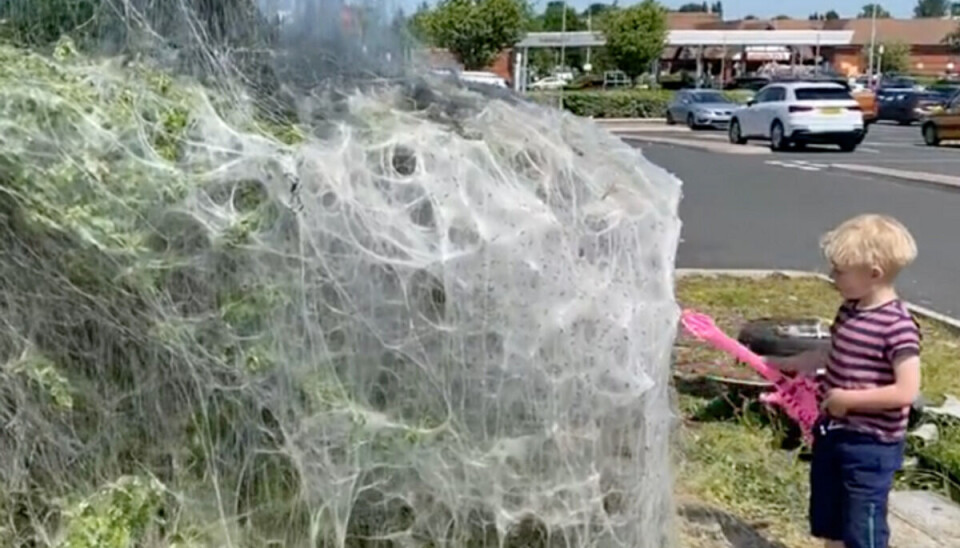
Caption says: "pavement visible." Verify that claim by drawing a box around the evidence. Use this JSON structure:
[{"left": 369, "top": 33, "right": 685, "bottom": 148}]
[{"left": 625, "top": 128, "right": 960, "bottom": 317}]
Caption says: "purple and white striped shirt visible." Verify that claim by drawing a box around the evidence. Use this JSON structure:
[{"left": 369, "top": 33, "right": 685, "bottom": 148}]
[{"left": 823, "top": 299, "right": 921, "bottom": 441}]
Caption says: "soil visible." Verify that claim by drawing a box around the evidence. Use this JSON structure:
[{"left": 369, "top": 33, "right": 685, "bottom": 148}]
[
  {"left": 673, "top": 335, "right": 766, "bottom": 383},
  {"left": 677, "top": 502, "right": 791, "bottom": 548}
]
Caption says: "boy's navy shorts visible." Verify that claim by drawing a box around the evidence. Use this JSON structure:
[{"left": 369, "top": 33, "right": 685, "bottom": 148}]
[{"left": 809, "top": 421, "right": 904, "bottom": 548}]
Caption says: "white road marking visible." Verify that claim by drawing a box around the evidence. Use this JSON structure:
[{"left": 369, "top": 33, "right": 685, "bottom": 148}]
[
  {"left": 858, "top": 147, "right": 881, "bottom": 154},
  {"left": 765, "top": 160, "right": 823, "bottom": 172}
]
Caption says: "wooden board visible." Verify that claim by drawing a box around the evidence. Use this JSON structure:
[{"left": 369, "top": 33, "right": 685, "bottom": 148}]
[{"left": 889, "top": 490, "right": 960, "bottom": 548}]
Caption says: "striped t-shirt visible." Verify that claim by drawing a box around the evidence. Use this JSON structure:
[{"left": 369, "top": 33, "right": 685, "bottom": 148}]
[{"left": 824, "top": 299, "right": 921, "bottom": 441}]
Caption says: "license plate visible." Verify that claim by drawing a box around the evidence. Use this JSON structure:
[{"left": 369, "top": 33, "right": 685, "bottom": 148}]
[{"left": 820, "top": 107, "right": 842, "bottom": 115}]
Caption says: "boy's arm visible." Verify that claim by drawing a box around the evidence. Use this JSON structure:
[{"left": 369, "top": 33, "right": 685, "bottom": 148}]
[
  {"left": 766, "top": 347, "right": 828, "bottom": 375},
  {"left": 835, "top": 354, "right": 921, "bottom": 411}
]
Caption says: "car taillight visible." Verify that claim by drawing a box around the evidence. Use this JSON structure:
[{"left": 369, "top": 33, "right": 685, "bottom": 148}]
[{"left": 789, "top": 105, "right": 814, "bottom": 113}]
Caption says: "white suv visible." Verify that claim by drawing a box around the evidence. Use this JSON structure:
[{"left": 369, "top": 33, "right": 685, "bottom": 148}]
[{"left": 728, "top": 82, "right": 865, "bottom": 152}]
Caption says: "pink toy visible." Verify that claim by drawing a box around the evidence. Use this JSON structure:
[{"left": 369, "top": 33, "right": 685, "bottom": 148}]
[{"left": 680, "top": 309, "right": 821, "bottom": 444}]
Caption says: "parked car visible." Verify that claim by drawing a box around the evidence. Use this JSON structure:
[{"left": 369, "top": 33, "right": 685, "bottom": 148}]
[
  {"left": 728, "top": 81, "right": 865, "bottom": 152},
  {"left": 666, "top": 89, "right": 737, "bottom": 129},
  {"left": 877, "top": 90, "right": 951, "bottom": 125},
  {"left": 921, "top": 90, "right": 960, "bottom": 146},
  {"left": 459, "top": 71, "right": 508, "bottom": 88},
  {"left": 529, "top": 76, "right": 567, "bottom": 90}
]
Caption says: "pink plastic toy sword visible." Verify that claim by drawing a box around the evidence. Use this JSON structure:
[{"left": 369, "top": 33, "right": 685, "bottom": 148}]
[{"left": 680, "top": 309, "right": 821, "bottom": 444}]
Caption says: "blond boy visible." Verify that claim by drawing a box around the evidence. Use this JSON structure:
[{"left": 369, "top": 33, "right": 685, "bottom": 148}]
[{"left": 770, "top": 214, "right": 921, "bottom": 548}]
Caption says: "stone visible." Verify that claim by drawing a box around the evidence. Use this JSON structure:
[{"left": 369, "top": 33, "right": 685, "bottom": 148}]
[{"left": 889, "top": 490, "right": 960, "bottom": 548}]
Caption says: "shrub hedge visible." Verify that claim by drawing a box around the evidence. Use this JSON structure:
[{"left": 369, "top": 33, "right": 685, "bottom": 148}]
[{"left": 529, "top": 89, "right": 753, "bottom": 119}]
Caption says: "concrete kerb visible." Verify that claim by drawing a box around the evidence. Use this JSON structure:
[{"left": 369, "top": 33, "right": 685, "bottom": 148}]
[
  {"left": 676, "top": 268, "right": 960, "bottom": 331},
  {"left": 830, "top": 164, "right": 960, "bottom": 190},
  {"left": 593, "top": 117, "right": 667, "bottom": 124},
  {"left": 621, "top": 135, "right": 771, "bottom": 155}
]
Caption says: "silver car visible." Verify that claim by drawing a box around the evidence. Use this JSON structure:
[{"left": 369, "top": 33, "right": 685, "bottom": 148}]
[{"left": 667, "top": 89, "right": 737, "bottom": 129}]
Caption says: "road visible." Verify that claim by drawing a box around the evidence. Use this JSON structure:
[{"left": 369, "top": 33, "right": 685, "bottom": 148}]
[
  {"left": 628, "top": 125, "right": 960, "bottom": 317},
  {"left": 622, "top": 122, "right": 960, "bottom": 177}
]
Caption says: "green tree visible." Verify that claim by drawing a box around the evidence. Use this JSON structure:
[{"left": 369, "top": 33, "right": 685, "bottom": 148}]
[
  {"left": 710, "top": 2, "right": 723, "bottom": 15},
  {"left": 914, "top": 0, "right": 949, "bottom": 17},
  {"left": 677, "top": 2, "right": 708, "bottom": 12},
  {"left": 603, "top": 0, "right": 667, "bottom": 79},
  {"left": 943, "top": 23, "right": 960, "bottom": 52},
  {"left": 858, "top": 3, "right": 892, "bottom": 17},
  {"left": 863, "top": 41, "right": 912, "bottom": 73},
  {"left": 774, "top": 14, "right": 791, "bottom": 20},
  {"left": 744, "top": 14, "right": 757, "bottom": 20},
  {"left": 542, "top": 1, "right": 585, "bottom": 31},
  {"left": 408, "top": 1, "right": 433, "bottom": 42},
  {"left": 810, "top": 10, "right": 842, "bottom": 20},
  {"left": 424, "top": 0, "right": 528, "bottom": 70}
]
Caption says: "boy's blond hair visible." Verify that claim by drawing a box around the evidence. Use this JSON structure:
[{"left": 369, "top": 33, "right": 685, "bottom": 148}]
[{"left": 820, "top": 214, "right": 917, "bottom": 278}]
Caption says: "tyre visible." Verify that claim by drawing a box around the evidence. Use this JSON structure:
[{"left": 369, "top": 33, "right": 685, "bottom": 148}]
[
  {"left": 666, "top": 111, "right": 675, "bottom": 126},
  {"left": 923, "top": 123, "right": 941, "bottom": 146},
  {"left": 687, "top": 113, "right": 698, "bottom": 130},
  {"left": 839, "top": 139, "right": 858, "bottom": 152},
  {"left": 769, "top": 121, "right": 788, "bottom": 151},
  {"left": 728, "top": 119, "right": 747, "bottom": 144},
  {"left": 737, "top": 318, "right": 832, "bottom": 357}
]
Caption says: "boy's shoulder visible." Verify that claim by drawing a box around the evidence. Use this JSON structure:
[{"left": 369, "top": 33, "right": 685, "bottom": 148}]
[{"left": 833, "top": 299, "right": 920, "bottom": 336}]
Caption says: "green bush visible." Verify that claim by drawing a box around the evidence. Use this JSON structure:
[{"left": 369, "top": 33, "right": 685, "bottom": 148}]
[{"left": 529, "top": 89, "right": 751, "bottom": 119}]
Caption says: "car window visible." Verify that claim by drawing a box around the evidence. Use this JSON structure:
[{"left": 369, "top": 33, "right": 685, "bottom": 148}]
[
  {"left": 692, "top": 92, "right": 727, "bottom": 103},
  {"left": 752, "top": 88, "right": 771, "bottom": 104},
  {"left": 794, "top": 87, "right": 853, "bottom": 101},
  {"left": 767, "top": 87, "right": 786, "bottom": 102}
]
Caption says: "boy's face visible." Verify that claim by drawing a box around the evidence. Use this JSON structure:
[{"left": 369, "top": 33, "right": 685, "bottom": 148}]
[{"left": 830, "top": 263, "right": 883, "bottom": 300}]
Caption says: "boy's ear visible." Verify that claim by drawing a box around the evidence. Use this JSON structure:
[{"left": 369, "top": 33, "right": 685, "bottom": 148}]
[{"left": 870, "top": 265, "right": 884, "bottom": 280}]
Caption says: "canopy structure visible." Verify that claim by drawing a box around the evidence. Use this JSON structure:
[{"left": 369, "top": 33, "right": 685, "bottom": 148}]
[
  {"left": 513, "top": 30, "right": 856, "bottom": 92},
  {"left": 516, "top": 30, "right": 855, "bottom": 49}
]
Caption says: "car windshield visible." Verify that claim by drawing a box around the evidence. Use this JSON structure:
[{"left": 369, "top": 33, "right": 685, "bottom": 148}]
[
  {"left": 794, "top": 87, "right": 853, "bottom": 101},
  {"left": 691, "top": 92, "right": 727, "bottom": 103}
]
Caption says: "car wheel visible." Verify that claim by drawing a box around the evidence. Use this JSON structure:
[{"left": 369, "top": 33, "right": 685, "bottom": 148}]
[
  {"left": 923, "top": 123, "right": 941, "bottom": 146},
  {"left": 770, "top": 121, "right": 788, "bottom": 151},
  {"left": 666, "top": 111, "right": 675, "bottom": 125},
  {"left": 728, "top": 119, "right": 746, "bottom": 144},
  {"left": 839, "top": 140, "right": 858, "bottom": 152},
  {"left": 687, "top": 113, "right": 697, "bottom": 130}
]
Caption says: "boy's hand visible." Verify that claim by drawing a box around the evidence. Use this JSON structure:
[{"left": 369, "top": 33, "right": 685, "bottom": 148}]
[{"left": 822, "top": 389, "right": 852, "bottom": 418}]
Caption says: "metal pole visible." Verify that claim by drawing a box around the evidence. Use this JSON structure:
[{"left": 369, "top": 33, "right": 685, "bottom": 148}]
[
  {"left": 867, "top": 3, "right": 877, "bottom": 84},
  {"left": 560, "top": 2, "right": 567, "bottom": 72},
  {"left": 585, "top": 12, "right": 592, "bottom": 70},
  {"left": 815, "top": 33, "right": 821, "bottom": 74}
]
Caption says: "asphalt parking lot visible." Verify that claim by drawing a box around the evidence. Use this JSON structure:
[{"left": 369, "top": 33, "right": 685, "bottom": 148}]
[
  {"left": 618, "top": 121, "right": 960, "bottom": 178},
  {"left": 622, "top": 128, "right": 960, "bottom": 317}
]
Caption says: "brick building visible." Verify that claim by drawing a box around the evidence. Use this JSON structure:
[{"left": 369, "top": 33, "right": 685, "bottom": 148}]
[{"left": 674, "top": 16, "right": 960, "bottom": 78}]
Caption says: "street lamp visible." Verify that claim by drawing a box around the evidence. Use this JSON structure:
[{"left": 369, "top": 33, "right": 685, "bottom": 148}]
[{"left": 867, "top": 3, "right": 878, "bottom": 86}]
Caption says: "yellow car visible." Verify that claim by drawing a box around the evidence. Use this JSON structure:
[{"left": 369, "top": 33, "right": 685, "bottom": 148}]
[{"left": 921, "top": 90, "right": 960, "bottom": 146}]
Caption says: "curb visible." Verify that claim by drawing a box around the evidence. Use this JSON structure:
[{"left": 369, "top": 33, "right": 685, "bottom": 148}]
[
  {"left": 830, "top": 164, "right": 960, "bottom": 190},
  {"left": 593, "top": 118, "right": 667, "bottom": 124},
  {"left": 676, "top": 268, "right": 960, "bottom": 331},
  {"left": 621, "top": 135, "right": 771, "bottom": 155}
]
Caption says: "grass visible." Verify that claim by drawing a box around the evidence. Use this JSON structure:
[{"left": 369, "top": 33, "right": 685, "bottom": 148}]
[{"left": 673, "top": 274, "right": 960, "bottom": 548}]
